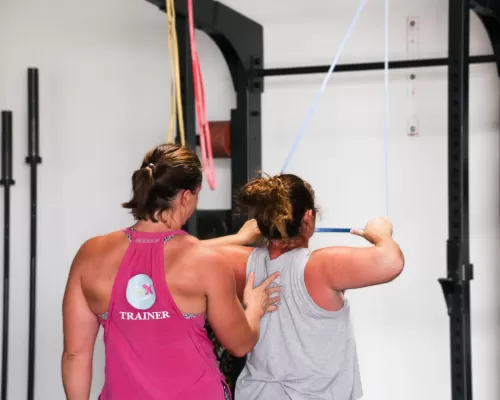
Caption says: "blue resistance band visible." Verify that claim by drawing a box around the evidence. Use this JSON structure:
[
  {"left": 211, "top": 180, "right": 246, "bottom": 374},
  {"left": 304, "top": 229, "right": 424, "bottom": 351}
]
[
  {"left": 383, "top": 0, "right": 390, "bottom": 218},
  {"left": 273, "top": 0, "right": 390, "bottom": 234},
  {"left": 315, "top": 228, "right": 352, "bottom": 233},
  {"left": 280, "top": 0, "right": 368, "bottom": 175},
  {"left": 315, "top": 0, "right": 390, "bottom": 233}
]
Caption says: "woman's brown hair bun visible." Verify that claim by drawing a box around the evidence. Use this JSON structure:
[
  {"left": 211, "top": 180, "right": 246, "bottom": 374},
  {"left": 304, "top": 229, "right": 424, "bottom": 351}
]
[{"left": 237, "top": 173, "right": 315, "bottom": 240}]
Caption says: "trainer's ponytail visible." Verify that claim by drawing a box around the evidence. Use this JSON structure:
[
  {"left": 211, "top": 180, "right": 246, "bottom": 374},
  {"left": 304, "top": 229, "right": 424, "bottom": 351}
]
[{"left": 122, "top": 165, "right": 155, "bottom": 220}]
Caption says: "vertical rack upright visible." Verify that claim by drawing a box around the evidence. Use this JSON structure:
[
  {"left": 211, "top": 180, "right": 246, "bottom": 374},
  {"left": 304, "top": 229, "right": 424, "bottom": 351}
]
[{"left": 439, "top": 1, "right": 474, "bottom": 399}]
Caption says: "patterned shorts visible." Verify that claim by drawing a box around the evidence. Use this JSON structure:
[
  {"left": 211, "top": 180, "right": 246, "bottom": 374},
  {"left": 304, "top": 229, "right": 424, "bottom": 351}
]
[{"left": 222, "top": 382, "right": 231, "bottom": 400}]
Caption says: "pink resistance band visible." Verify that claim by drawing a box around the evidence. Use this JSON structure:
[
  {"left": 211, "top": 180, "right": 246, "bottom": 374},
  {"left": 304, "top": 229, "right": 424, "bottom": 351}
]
[{"left": 187, "top": 0, "right": 216, "bottom": 190}]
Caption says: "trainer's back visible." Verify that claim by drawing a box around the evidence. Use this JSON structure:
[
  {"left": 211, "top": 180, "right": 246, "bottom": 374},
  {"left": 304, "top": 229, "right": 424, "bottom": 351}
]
[
  {"left": 235, "top": 247, "right": 363, "bottom": 400},
  {"left": 98, "top": 228, "right": 227, "bottom": 400}
]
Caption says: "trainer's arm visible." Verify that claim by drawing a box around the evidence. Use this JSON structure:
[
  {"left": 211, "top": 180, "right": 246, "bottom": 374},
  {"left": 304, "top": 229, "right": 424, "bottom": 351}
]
[
  {"left": 61, "top": 243, "right": 99, "bottom": 400},
  {"left": 212, "top": 245, "right": 254, "bottom": 301},
  {"left": 202, "top": 219, "right": 260, "bottom": 247},
  {"left": 202, "top": 249, "right": 276, "bottom": 357},
  {"left": 309, "top": 236, "right": 404, "bottom": 291},
  {"left": 202, "top": 234, "right": 249, "bottom": 247}
]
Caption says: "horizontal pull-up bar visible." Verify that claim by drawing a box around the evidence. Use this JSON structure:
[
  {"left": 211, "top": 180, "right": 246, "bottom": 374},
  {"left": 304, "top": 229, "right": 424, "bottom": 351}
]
[{"left": 258, "top": 54, "right": 495, "bottom": 77}]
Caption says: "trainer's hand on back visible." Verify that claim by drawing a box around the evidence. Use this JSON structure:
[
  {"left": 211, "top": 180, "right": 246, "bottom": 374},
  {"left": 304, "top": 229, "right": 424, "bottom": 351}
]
[
  {"left": 350, "top": 216, "right": 393, "bottom": 245},
  {"left": 243, "top": 272, "right": 281, "bottom": 317}
]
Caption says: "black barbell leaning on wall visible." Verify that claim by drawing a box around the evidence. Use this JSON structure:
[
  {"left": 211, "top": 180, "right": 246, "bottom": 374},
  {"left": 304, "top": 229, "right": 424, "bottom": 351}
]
[
  {"left": 26, "top": 67, "right": 42, "bottom": 400},
  {"left": 1, "top": 111, "right": 15, "bottom": 400}
]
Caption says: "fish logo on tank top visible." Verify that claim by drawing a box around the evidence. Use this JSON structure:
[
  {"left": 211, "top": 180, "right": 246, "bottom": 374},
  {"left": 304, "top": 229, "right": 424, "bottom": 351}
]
[{"left": 126, "top": 274, "right": 156, "bottom": 310}]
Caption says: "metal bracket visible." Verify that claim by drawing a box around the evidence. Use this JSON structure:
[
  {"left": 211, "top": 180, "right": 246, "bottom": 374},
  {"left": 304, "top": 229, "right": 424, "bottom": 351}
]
[
  {"left": 438, "top": 278, "right": 462, "bottom": 317},
  {"left": 250, "top": 56, "right": 264, "bottom": 93},
  {"left": 439, "top": 239, "right": 474, "bottom": 317}
]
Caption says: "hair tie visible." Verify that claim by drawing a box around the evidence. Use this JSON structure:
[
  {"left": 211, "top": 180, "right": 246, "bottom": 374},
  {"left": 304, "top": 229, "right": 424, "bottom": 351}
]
[{"left": 147, "top": 163, "right": 155, "bottom": 172}]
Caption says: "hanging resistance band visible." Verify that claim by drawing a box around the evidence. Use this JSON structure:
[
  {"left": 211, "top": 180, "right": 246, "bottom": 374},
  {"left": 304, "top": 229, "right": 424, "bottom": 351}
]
[
  {"left": 278, "top": 0, "right": 391, "bottom": 233},
  {"left": 187, "top": 0, "right": 216, "bottom": 190},
  {"left": 383, "top": 0, "right": 390, "bottom": 217},
  {"left": 280, "top": 0, "right": 368, "bottom": 174},
  {"left": 166, "top": 0, "right": 177, "bottom": 143},
  {"left": 166, "top": 0, "right": 186, "bottom": 146}
]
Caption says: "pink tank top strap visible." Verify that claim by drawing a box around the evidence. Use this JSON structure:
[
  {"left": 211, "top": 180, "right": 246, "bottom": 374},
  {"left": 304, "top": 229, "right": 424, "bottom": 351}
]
[{"left": 122, "top": 227, "right": 187, "bottom": 241}]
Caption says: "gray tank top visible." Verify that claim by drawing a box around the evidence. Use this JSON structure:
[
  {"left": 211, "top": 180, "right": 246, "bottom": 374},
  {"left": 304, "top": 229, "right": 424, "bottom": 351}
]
[{"left": 235, "top": 247, "right": 363, "bottom": 400}]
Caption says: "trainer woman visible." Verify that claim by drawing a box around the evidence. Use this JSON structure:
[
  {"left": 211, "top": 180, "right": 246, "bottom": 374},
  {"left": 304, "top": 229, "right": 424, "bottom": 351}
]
[
  {"left": 213, "top": 173, "right": 405, "bottom": 400},
  {"left": 61, "top": 143, "right": 280, "bottom": 400}
]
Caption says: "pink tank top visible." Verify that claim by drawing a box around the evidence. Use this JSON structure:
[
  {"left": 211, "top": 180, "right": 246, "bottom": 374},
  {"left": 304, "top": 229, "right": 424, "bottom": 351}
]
[{"left": 98, "top": 228, "right": 230, "bottom": 400}]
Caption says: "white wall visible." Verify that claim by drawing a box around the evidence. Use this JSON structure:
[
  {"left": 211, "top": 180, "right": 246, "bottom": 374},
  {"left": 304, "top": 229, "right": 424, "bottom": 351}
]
[
  {"left": 0, "top": 0, "right": 498, "bottom": 399},
  {"left": 0, "top": 0, "right": 183, "bottom": 398}
]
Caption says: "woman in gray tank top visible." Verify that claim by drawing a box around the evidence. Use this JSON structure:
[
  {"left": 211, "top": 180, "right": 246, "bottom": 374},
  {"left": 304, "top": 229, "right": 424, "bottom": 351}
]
[{"left": 213, "top": 173, "right": 405, "bottom": 400}]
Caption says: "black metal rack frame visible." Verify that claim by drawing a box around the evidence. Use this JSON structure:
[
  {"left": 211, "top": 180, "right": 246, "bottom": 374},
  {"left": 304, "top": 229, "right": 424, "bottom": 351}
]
[
  {"left": 144, "top": 1, "right": 500, "bottom": 399},
  {"left": 146, "top": 0, "right": 263, "bottom": 235},
  {"left": 439, "top": 2, "right": 500, "bottom": 399}
]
